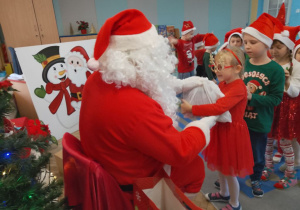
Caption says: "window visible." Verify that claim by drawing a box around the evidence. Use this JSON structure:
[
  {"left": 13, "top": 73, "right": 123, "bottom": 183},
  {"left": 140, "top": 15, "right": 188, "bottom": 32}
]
[{"left": 263, "top": 0, "right": 293, "bottom": 25}]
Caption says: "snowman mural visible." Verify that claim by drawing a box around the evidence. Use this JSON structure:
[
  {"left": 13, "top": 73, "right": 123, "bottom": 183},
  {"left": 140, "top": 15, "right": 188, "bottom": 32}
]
[
  {"left": 33, "top": 46, "right": 78, "bottom": 129},
  {"left": 64, "top": 46, "right": 92, "bottom": 110}
]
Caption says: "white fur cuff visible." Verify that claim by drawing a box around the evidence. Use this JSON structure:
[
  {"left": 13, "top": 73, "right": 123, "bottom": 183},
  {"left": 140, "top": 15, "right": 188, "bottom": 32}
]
[{"left": 184, "top": 120, "right": 211, "bottom": 149}]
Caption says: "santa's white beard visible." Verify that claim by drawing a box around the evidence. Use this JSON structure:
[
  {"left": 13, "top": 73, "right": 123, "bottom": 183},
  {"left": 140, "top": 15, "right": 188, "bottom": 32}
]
[
  {"left": 99, "top": 35, "right": 180, "bottom": 126},
  {"left": 67, "top": 65, "right": 88, "bottom": 87}
]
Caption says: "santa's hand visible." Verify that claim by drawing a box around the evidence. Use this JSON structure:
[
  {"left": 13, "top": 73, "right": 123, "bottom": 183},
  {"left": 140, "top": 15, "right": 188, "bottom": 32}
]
[
  {"left": 181, "top": 99, "right": 192, "bottom": 114},
  {"left": 184, "top": 116, "right": 217, "bottom": 148},
  {"left": 182, "top": 76, "right": 205, "bottom": 93},
  {"left": 34, "top": 85, "right": 46, "bottom": 98}
]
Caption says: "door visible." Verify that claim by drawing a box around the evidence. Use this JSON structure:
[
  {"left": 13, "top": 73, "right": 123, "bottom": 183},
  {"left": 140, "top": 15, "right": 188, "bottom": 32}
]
[
  {"left": 0, "top": 0, "right": 42, "bottom": 48},
  {"left": 33, "top": 0, "right": 60, "bottom": 44}
]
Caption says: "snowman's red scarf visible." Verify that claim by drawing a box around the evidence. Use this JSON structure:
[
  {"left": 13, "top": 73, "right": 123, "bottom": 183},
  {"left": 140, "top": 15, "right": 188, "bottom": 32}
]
[{"left": 46, "top": 78, "right": 75, "bottom": 115}]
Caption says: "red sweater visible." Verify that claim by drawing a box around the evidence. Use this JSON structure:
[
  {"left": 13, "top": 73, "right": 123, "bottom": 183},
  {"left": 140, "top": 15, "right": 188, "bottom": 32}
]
[
  {"left": 175, "top": 34, "right": 205, "bottom": 73},
  {"left": 195, "top": 49, "right": 206, "bottom": 66}
]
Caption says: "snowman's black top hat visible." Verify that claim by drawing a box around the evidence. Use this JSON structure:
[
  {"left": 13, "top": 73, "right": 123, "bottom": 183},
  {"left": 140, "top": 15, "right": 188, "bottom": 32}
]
[{"left": 33, "top": 46, "right": 65, "bottom": 83}]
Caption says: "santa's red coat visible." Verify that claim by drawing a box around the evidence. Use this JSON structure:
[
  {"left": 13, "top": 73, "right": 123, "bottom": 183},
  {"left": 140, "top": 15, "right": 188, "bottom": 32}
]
[{"left": 80, "top": 71, "right": 207, "bottom": 197}]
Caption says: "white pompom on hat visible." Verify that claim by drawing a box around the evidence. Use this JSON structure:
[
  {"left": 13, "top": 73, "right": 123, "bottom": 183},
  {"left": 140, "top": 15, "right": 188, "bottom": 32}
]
[
  {"left": 87, "top": 9, "right": 158, "bottom": 71},
  {"left": 274, "top": 25, "right": 300, "bottom": 50}
]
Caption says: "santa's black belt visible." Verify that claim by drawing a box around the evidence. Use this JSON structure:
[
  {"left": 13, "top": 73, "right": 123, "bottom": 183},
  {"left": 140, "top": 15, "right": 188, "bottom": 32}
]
[
  {"left": 70, "top": 92, "right": 82, "bottom": 100},
  {"left": 119, "top": 184, "right": 133, "bottom": 192}
]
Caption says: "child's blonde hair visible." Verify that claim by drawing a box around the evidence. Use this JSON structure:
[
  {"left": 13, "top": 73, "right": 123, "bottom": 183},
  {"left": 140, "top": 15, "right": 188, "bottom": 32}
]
[{"left": 215, "top": 46, "right": 245, "bottom": 78}]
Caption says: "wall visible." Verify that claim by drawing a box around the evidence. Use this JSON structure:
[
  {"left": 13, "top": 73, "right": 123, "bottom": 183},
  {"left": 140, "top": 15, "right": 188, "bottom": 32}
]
[
  {"left": 289, "top": 0, "right": 300, "bottom": 26},
  {"left": 53, "top": 0, "right": 250, "bottom": 46}
]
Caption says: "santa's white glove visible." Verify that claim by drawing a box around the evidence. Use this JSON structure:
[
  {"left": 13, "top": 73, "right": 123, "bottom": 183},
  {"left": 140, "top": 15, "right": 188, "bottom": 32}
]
[
  {"left": 184, "top": 116, "right": 217, "bottom": 148},
  {"left": 182, "top": 76, "right": 207, "bottom": 93},
  {"left": 169, "top": 76, "right": 206, "bottom": 94}
]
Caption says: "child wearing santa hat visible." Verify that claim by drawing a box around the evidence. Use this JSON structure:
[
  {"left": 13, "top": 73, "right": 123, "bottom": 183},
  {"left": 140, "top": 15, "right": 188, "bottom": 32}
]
[
  {"left": 218, "top": 28, "right": 243, "bottom": 52},
  {"left": 263, "top": 25, "right": 300, "bottom": 189},
  {"left": 242, "top": 13, "right": 285, "bottom": 197},
  {"left": 294, "top": 39, "right": 300, "bottom": 62},
  {"left": 168, "top": 21, "right": 205, "bottom": 79},
  {"left": 203, "top": 33, "right": 220, "bottom": 83}
]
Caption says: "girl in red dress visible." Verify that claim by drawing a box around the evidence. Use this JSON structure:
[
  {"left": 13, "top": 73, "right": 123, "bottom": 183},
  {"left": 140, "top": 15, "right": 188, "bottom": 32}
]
[
  {"left": 264, "top": 26, "right": 300, "bottom": 189},
  {"left": 181, "top": 47, "right": 253, "bottom": 210}
]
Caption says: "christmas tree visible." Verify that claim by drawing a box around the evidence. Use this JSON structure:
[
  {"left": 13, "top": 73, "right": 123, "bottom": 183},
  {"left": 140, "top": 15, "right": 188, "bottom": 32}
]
[{"left": 0, "top": 80, "right": 65, "bottom": 209}]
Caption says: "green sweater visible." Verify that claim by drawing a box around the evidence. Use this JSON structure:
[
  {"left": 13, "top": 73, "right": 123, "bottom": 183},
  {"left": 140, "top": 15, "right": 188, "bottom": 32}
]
[
  {"left": 203, "top": 52, "right": 215, "bottom": 80},
  {"left": 243, "top": 59, "right": 285, "bottom": 133}
]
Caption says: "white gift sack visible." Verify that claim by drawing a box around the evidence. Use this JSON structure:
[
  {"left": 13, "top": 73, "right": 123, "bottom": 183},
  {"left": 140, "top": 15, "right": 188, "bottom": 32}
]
[{"left": 182, "top": 78, "right": 232, "bottom": 123}]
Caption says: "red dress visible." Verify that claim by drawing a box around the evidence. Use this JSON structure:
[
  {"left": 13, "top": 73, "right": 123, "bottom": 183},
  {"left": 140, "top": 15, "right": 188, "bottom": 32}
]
[{"left": 193, "top": 79, "right": 254, "bottom": 177}]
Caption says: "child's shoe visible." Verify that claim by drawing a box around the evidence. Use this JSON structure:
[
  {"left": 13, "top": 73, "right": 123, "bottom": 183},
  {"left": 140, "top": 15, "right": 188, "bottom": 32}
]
[
  {"left": 214, "top": 179, "right": 220, "bottom": 189},
  {"left": 261, "top": 167, "right": 274, "bottom": 181},
  {"left": 220, "top": 203, "right": 242, "bottom": 210},
  {"left": 204, "top": 192, "right": 230, "bottom": 202},
  {"left": 251, "top": 180, "right": 264, "bottom": 197},
  {"left": 272, "top": 152, "right": 283, "bottom": 163},
  {"left": 274, "top": 171, "right": 298, "bottom": 189}
]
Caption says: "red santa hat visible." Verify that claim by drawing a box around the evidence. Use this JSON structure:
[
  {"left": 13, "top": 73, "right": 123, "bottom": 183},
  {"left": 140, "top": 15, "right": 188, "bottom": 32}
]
[
  {"left": 277, "top": 1, "right": 286, "bottom": 25},
  {"left": 87, "top": 9, "right": 158, "bottom": 71},
  {"left": 219, "top": 27, "right": 243, "bottom": 51},
  {"left": 249, "top": 80, "right": 262, "bottom": 90},
  {"left": 203, "top": 33, "right": 220, "bottom": 49},
  {"left": 293, "top": 39, "right": 300, "bottom": 59},
  {"left": 274, "top": 25, "right": 300, "bottom": 50},
  {"left": 181, "top": 21, "right": 196, "bottom": 36},
  {"left": 242, "top": 13, "right": 284, "bottom": 48},
  {"left": 65, "top": 46, "right": 90, "bottom": 67}
]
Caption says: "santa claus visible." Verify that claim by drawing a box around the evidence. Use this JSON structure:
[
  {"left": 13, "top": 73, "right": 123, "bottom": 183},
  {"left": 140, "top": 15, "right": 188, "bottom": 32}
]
[
  {"left": 79, "top": 9, "right": 217, "bottom": 204},
  {"left": 65, "top": 46, "right": 92, "bottom": 109}
]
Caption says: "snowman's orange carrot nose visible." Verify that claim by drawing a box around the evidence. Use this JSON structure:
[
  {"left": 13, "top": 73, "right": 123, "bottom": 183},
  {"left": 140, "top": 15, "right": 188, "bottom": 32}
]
[{"left": 59, "top": 70, "right": 66, "bottom": 76}]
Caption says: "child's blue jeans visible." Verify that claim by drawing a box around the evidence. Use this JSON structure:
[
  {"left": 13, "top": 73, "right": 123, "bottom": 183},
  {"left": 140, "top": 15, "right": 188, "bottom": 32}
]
[{"left": 248, "top": 129, "right": 268, "bottom": 182}]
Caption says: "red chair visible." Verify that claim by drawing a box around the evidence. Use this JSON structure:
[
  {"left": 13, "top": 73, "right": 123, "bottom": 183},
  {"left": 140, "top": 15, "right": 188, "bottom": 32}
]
[{"left": 63, "top": 132, "right": 133, "bottom": 210}]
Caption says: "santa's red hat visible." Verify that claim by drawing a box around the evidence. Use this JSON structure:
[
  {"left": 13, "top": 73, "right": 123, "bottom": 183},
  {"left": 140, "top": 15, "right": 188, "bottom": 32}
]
[
  {"left": 87, "top": 9, "right": 158, "bottom": 71},
  {"left": 65, "top": 46, "right": 90, "bottom": 67},
  {"left": 242, "top": 13, "right": 284, "bottom": 48},
  {"left": 277, "top": 2, "right": 286, "bottom": 25},
  {"left": 249, "top": 80, "right": 262, "bottom": 89},
  {"left": 274, "top": 25, "right": 300, "bottom": 50},
  {"left": 219, "top": 27, "right": 243, "bottom": 51},
  {"left": 203, "top": 33, "right": 220, "bottom": 49},
  {"left": 181, "top": 21, "right": 196, "bottom": 36},
  {"left": 293, "top": 39, "right": 300, "bottom": 59}
]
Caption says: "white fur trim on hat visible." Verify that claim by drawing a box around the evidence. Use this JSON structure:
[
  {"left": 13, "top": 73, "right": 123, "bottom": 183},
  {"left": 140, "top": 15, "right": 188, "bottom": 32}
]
[
  {"left": 242, "top": 27, "right": 273, "bottom": 48},
  {"left": 293, "top": 45, "right": 300, "bottom": 59},
  {"left": 274, "top": 33, "right": 295, "bottom": 50},
  {"left": 109, "top": 25, "right": 158, "bottom": 52},
  {"left": 218, "top": 42, "right": 228, "bottom": 52},
  {"left": 87, "top": 58, "right": 100, "bottom": 71},
  {"left": 205, "top": 41, "right": 220, "bottom": 50},
  {"left": 64, "top": 51, "right": 87, "bottom": 67},
  {"left": 182, "top": 27, "right": 196, "bottom": 36},
  {"left": 228, "top": 32, "right": 243, "bottom": 42},
  {"left": 195, "top": 41, "right": 204, "bottom": 48}
]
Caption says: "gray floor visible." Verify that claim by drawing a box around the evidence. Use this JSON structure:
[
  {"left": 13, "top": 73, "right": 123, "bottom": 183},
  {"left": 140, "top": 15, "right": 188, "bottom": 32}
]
[{"left": 201, "top": 163, "right": 300, "bottom": 210}]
